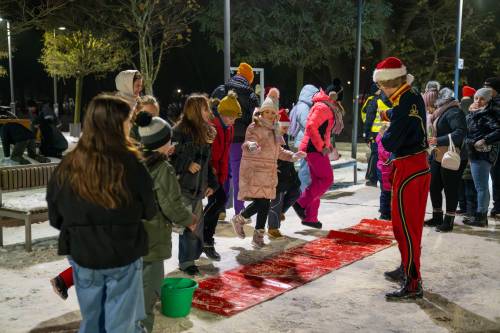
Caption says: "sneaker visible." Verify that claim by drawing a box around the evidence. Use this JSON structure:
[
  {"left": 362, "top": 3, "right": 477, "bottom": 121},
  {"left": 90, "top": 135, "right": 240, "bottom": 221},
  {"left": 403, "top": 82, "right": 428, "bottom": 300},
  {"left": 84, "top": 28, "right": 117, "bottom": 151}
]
[
  {"left": 301, "top": 221, "right": 322, "bottom": 229},
  {"left": 384, "top": 265, "right": 404, "bottom": 283},
  {"left": 218, "top": 212, "right": 226, "bottom": 221},
  {"left": 50, "top": 276, "right": 68, "bottom": 300},
  {"left": 230, "top": 214, "right": 246, "bottom": 238},
  {"left": 252, "top": 229, "right": 266, "bottom": 248},
  {"left": 385, "top": 279, "right": 423, "bottom": 301},
  {"left": 203, "top": 245, "right": 221, "bottom": 261},
  {"left": 292, "top": 202, "right": 306, "bottom": 220},
  {"left": 267, "top": 228, "right": 284, "bottom": 239},
  {"left": 181, "top": 265, "right": 200, "bottom": 276}
]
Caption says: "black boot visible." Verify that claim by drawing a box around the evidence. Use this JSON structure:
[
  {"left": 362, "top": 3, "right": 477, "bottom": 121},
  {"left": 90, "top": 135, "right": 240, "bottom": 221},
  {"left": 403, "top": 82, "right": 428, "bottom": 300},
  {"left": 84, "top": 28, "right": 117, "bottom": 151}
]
[
  {"left": 386, "top": 278, "right": 423, "bottom": 300},
  {"left": 293, "top": 202, "right": 306, "bottom": 220},
  {"left": 384, "top": 264, "right": 404, "bottom": 283},
  {"left": 464, "top": 212, "right": 488, "bottom": 227},
  {"left": 424, "top": 211, "right": 443, "bottom": 227},
  {"left": 436, "top": 214, "right": 454, "bottom": 232},
  {"left": 203, "top": 245, "right": 221, "bottom": 261},
  {"left": 490, "top": 207, "right": 500, "bottom": 218}
]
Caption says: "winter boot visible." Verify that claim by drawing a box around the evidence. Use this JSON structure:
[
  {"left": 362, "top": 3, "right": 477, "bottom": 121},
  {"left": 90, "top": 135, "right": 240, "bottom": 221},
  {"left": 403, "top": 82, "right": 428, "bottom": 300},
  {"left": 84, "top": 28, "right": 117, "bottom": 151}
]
[
  {"left": 464, "top": 212, "right": 488, "bottom": 227},
  {"left": 384, "top": 264, "right": 404, "bottom": 283},
  {"left": 267, "top": 228, "right": 284, "bottom": 239},
  {"left": 436, "top": 214, "right": 454, "bottom": 232},
  {"left": 203, "top": 245, "right": 221, "bottom": 261},
  {"left": 230, "top": 214, "right": 246, "bottom": 238},
  {"left": 424, "top": 211, "right": 443, "bottom": 227},
  {"left": 252, "top": 229, "right": 266, "bottom": 248},
  {"left": 385, "top": 278, "right": 423, "bottom": 300}
]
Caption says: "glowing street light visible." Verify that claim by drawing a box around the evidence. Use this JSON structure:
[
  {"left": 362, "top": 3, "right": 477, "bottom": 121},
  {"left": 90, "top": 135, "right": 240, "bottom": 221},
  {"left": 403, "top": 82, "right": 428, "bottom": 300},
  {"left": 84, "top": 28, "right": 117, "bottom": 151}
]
[{"left": 0, "top": 17, "right": 16, "bottom": 114}]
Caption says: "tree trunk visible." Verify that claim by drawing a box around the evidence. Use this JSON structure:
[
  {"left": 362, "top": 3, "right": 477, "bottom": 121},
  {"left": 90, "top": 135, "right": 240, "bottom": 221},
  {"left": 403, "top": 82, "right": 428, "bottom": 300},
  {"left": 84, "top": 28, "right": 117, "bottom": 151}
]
[
  {"left": 74, "top": 75, "right": 84, "bottom": 124},
  {"left": 296, "top": 65, "right": 304, "bottom": 99},
  {"left": 138, "top": 35, "right": 154, "bottom": 95}
]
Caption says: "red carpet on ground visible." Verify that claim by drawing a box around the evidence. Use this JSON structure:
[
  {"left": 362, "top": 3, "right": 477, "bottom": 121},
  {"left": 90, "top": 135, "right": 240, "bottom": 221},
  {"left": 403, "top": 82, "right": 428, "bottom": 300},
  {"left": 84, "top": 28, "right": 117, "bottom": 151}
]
[{"left": 192, "top": 219, "right": 394, "bottom": 316}]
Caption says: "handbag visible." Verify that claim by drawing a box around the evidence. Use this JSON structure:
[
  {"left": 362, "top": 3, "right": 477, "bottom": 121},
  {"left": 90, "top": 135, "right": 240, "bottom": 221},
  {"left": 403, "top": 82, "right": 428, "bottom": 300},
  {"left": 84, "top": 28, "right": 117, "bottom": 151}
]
[{"left": 441, "top": 134, "right": 461, "bottom": 170}]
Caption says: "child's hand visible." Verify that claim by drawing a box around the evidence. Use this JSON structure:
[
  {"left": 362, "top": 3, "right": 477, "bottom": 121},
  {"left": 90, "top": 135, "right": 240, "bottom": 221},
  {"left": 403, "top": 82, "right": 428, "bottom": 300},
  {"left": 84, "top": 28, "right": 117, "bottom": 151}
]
[
  {"left": 247, "top": 142, "right": 261, "bottom": 153},
  {"left": 188, "top": 162, "right": 201, "bottom": 174},
  {"left": 292, "top": 151, "right": 307, "bottom": 161},
  {"left": 205, "top": 187, "right": 214, "bottom": 197}
]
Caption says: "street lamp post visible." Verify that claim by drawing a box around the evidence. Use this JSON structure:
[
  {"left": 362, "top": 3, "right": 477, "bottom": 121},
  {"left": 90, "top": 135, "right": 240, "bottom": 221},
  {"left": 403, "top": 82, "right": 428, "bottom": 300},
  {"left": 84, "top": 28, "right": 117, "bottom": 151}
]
[
  {"left": 351, "top": 0, "right": 363, "bottom": 184},
  {"left": 1, "top": 18, "right": 16, "bottom": 115},
  {"left": 223, "top": 0, "right": 230, "bottom": 83},
  {"left": 453, "top": 0, "right": 464, "bottom": 98}
]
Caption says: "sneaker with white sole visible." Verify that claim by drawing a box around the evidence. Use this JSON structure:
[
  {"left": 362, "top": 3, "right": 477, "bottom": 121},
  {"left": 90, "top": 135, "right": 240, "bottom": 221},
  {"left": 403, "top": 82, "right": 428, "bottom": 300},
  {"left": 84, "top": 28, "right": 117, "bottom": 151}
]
[{"left": 231, "top": 214, "right": 246, "bottom": 238}]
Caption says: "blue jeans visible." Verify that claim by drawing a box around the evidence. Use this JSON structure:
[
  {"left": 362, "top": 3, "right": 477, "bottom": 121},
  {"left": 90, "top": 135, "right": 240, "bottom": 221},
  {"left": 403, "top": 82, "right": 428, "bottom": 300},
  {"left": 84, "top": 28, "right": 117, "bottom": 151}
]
[
  {"left": 69, "top": 257, "right": 145, "bottom": 333},
  {"left": 470, "top": 159, "right": 491, "bottom": 213},
  {"left": 298, "top": 158, "right": 311, "bottom": 192},
  {"left": 464, "top": 179, "right": 478, "bottom": 216}
]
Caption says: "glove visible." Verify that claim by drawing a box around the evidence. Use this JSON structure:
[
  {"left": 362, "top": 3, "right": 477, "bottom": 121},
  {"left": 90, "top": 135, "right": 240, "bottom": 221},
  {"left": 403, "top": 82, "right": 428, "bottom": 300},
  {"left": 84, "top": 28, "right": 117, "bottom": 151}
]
[
  {"left": 247, "top": 142, "right": 261, "bottom": 153},
  {"left": 291, "top": 151, "right": 307, "bottom": 161}
]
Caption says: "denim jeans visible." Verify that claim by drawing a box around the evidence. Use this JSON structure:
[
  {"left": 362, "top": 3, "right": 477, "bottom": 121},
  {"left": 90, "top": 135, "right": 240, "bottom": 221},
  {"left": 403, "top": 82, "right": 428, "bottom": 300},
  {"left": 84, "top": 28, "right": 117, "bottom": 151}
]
[
  {"left": 298, "top": 158, "right": 311, "bottom": 192},
  {"left": 69, "top": 257, "right": 145, "bottom": 333},
  {"left": 268, "top": 186, "right": 301, "bottom": 229},
  {"left": 470, "top": 159, "right": 492, "bottom": 213},
  {"left": 178, "top": 196, "right": 203, "bottom": 270},
  {"left": 464, "top": 179, "right": 478, "bottom": 216}
]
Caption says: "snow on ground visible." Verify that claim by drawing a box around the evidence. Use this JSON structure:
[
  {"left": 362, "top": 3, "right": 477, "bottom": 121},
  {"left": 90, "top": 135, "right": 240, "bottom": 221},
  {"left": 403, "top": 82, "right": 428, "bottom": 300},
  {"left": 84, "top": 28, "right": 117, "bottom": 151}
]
[{"left": 1, "top": 165, "right": 500, "bottom": 332}]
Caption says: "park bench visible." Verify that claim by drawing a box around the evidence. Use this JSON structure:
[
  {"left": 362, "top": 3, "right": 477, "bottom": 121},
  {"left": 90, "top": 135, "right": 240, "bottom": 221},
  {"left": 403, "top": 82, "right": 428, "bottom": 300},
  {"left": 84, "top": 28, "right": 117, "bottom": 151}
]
[{"left": 0, "top": 162, "right": 58, "bottom": 252}]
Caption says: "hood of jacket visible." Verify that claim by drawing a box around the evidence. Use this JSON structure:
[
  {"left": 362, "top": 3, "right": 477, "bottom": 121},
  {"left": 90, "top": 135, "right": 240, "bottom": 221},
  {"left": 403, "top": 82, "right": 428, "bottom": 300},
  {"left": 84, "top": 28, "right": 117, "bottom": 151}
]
[
  {"left": 298, "top": 85, "right": 319, "bottom": 107},
  {"left": 311, "top": 89, "right": 331, "bottom": 104},
  {"left": 115, "top": 70, "right": 139, "bottom": 100}
]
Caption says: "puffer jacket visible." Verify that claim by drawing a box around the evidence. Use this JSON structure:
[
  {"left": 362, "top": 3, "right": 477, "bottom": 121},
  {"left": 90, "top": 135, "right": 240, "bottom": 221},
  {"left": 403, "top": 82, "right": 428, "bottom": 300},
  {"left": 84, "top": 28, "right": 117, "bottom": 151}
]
[
  {"left": 299, "top": 90, "right": 336, "bottom": 153},
  {"left": 288, "top": 84, "right": 319, "bottom": 149},
  {"left": 211, "top": 75, "right": 260, "bottom": 143},
  {"left": 239, "top": 118, "right": 294, "bottom": 200},
  {"left": 142, "top": 152, "right": 192, "bottom": 262},
  {"left": 466, "top": 107, "right": 500, "bottom": 163},
  {"left": 376, "top": 133, "right": 393, "bottom": 192}
]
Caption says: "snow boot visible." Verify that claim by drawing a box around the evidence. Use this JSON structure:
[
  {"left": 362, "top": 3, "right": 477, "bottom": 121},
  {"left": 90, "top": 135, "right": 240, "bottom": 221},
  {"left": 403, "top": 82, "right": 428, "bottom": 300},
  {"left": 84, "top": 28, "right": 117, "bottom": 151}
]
[
  {"left": 231, "top": 214, "right": 246, "bottom": 238},
  {"left": 252, "top": 229, "right": 266, "bottom": 248},
  {"left": 436, "top": 214, "right": 454, "bottom": 232},
  {"left": 424, "top": 211, "right": 443, "bottom": 227}
]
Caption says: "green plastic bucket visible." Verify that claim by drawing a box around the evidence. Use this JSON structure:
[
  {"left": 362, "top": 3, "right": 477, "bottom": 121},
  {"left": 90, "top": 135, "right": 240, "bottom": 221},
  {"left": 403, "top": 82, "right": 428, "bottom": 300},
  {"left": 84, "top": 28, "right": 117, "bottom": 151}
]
[{"left": 160, "top": 278, "right": 198, "bottom": 317}]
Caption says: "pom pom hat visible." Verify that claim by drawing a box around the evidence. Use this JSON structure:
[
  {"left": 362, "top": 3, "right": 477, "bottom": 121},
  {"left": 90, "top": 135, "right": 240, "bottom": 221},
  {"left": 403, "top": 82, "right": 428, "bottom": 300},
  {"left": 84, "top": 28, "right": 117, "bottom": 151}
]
[
  {"left": 218, "top": 90, "right": 242, "bottom": 118},
  {"left": 136, "top": 111, "right": 172, "bottom": 150},
  {"left": 237, "top": 62, "right": 254, "bottom": 84},
  {"left": 373, "top": 57, "right": 407, "bottom": 83}
]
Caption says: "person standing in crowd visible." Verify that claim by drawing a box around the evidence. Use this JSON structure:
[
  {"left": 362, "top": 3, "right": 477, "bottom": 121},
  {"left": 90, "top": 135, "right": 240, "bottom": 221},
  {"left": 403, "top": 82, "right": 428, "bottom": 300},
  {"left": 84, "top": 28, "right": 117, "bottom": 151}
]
[
  {"left": 115, "top": 70, "right": 143, "bottom": 107},
  {"left": 422, "top": 81, "right": 440, "bottom": 114},
  {"left": 203, "top": 91, "right": 241, "bottom": 261},
  {"left": 231, "top": 89, "right": 305, "bottom": 248},
  {"left": 170, "top": 94, "right": 218, "bottom": 275},
  {"left": 461, "top": 86, "right": 476, "bottom": 114},
  {"left": 361, "top": 84, "right": 392, "bottom": 187},
  {"left": 135, "top": 111, "right": 196, "bottom": 333},
  {"left": 464, "top": 87, "right": 500, "bottom": 227},
  {"left": 374, "top": 57, "right": 430, "bottom": 300},
  {"left": 294, "top": 89, "right": 341, "bottom": 229},
  {"left": 376, "top": 122, "right": 392, "bottom": 220},
  {"left": 288, "top": 84, "right": 320, "bottom": 192},
  {"left": 47, "top": 94, "right": 157, "bottom": 333},
  {"left": 211, "top": 63, "right": 260, "bottom": 217},
  {"left": 424, "top": 88, "right": 467, "bottom": 232},
  {"left": 267, "top": 109, "right": 302, "bottom": 238},
  {"left": 483, "top": 77, "right": 500, "bottom": 217},
  {"left": 129, "top": 95, "right": 161, "bottom": 142}
]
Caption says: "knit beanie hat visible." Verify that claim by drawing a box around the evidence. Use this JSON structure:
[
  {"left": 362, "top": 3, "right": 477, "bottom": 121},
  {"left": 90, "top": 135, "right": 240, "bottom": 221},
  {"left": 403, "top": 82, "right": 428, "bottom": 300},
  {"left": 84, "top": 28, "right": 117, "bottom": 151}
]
[
  {"left": 218, "top": 90, "right": 242, "bottom": 118},
  {"left": 259, "top": 95, "right": 278, "bottom": 114},
  {"left": 237, "top": 62, "right": 254, "bottom": 84},
  {"left": 475, "top": 88, "right": 493, "bottom": 102},
  {"left": 373, "top": 57, "right": 407, "bottom": 82},
  {"left": 425, "top": 81, "right": 440, "bottom": 92},
  {"left": 484, "top": 77, "right": 500, "bottom": 93},
  {"left": 435, "top": 87, "right": 455, "bottom": 107},
  {"left": 135, "top": 111, "right": 172, "bottom": 150},
  {"left": 278, "top": 108, "right": 290, "bottom": 127},
  {"left": 462, "top": 85, "right": 476, "bottom": 98}
]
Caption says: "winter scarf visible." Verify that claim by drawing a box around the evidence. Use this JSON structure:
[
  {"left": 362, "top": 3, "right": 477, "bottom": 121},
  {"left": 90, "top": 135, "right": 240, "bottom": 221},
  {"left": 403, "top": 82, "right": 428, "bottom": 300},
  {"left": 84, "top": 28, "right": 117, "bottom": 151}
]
[{"left": 257, "top": 116, "right": 285, "bottom": 145}]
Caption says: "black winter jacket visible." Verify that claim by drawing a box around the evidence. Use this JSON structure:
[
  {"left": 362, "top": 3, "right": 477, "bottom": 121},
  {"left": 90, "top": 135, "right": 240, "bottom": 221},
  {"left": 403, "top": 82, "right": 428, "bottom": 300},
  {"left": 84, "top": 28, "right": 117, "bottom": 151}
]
[
  {"left": 46, "top": 153, "right": 157, "bottom": 269},
  {"left": 466, "top": 107, "right": 500, "bottom": 163},
  {"left": 211, "top": 75, "right": 260, "bottom": 143},
  {"left": 170, "top": 128, "right": 219, "bottom": 200},
  {"left": 277, "top": 140, "right": 300, "bottom": 192},
  {"left": 434, "top": 103, "right": 467, "bottom": 160},
  {"left": 0, "top": 123, "right": 34, "bottom": 157}
]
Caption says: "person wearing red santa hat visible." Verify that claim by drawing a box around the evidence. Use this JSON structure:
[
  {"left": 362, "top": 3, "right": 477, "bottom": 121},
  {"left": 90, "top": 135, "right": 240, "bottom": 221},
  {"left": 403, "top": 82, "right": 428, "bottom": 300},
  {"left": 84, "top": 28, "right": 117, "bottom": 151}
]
[{"left": 375, "top": 57, "right": 431, "bottom": 300}]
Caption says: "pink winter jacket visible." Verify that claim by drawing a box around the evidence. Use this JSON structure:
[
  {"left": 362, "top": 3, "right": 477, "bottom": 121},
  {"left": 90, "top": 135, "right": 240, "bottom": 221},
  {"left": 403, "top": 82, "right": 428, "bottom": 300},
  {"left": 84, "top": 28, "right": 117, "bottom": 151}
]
[
  {"left": 376, "top": 133, "right": 393, "bottom": 192},
  {"left": 238, "top": 119, "right": 294, "bottom": 200},
  {"left": 299, "top": 90, "right": 335, "bottom": 153}
]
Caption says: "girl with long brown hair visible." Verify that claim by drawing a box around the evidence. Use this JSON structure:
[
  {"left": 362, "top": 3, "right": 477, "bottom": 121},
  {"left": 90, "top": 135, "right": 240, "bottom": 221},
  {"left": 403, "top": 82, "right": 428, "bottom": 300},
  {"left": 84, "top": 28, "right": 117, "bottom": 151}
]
[
  {"left": 170, "top": 93, "right": 218, "bottom": 275},
  {"left": 47, "top": 94, "right": 156, "bottom": 333}
]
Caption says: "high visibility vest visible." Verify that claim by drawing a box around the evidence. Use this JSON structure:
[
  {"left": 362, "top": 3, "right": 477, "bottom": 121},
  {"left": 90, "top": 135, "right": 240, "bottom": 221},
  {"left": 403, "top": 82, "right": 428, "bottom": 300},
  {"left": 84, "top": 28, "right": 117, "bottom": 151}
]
[
  {"left": 371, "top": 98, "right": 391, "bottom": 133},
  {"left": 361, "top": 96, "right": 374, "bottom": 123}
]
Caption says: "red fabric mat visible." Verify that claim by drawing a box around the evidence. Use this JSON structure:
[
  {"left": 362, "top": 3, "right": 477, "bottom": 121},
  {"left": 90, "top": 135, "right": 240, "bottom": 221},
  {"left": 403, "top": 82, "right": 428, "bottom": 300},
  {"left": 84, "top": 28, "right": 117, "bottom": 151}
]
[{"left": 192, "top": 219, "right": 394, "bottom": 316}]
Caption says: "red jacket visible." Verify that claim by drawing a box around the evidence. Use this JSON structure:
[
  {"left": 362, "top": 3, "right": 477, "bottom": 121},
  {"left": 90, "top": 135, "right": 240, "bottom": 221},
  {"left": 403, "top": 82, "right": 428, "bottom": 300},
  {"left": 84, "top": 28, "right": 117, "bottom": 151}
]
[
  {"left": 211, "top": 116, "right": 234, "bottom": 185},
  {"left": 299, "top": 90, "right": 335, "bottom": 153}
]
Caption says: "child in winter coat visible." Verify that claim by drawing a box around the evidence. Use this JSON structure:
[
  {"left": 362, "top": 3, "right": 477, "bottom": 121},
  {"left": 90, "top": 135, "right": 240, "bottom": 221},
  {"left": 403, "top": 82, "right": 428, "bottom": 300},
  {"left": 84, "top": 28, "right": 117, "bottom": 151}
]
[
  {"left": 231, "top": 88, "right": 306, "bottom": 248},
  {"left": 170, "top": 94, "right": 219, "bottom": 275},
  {"left": 376, "top": 122, "right": 392, "bottom": 220},
  {"left": 267, "top": 109, "right": 302, "bottom": 238},
  {"left": 202, "top": 91, "right": 241, "bottom": 261}
]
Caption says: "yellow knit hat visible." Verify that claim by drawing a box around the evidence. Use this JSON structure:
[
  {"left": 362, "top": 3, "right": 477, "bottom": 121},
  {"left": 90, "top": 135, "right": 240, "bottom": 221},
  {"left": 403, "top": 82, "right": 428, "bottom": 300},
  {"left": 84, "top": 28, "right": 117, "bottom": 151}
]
[
  {"left": 218, "top": 90, "right": 242, "bottom": 118},
  {"left": 237, "top": 62, "right": 254, "bottom": 84}
]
